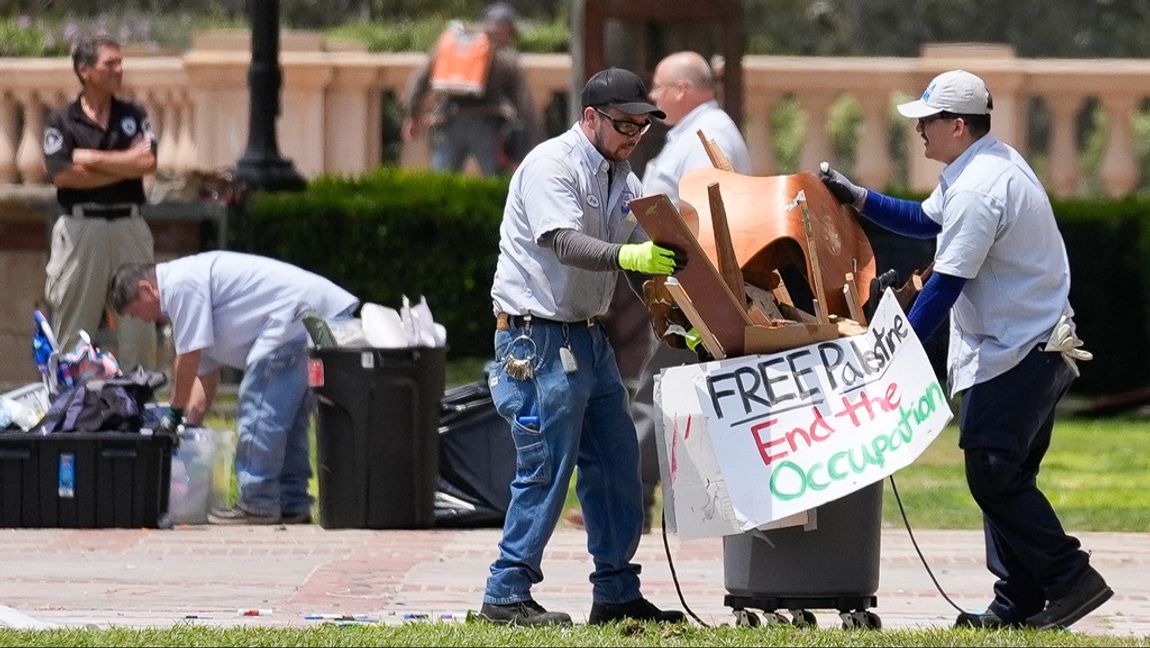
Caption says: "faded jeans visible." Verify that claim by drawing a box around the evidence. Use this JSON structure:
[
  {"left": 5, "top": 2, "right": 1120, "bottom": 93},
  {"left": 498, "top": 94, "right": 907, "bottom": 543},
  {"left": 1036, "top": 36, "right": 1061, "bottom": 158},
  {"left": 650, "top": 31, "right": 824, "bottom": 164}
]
[
  {"left": 234, "top": 336, "right": 314, "bottom": 517},
  {"left": 484, "top": 319, "right": 645, "bottom": 605}
]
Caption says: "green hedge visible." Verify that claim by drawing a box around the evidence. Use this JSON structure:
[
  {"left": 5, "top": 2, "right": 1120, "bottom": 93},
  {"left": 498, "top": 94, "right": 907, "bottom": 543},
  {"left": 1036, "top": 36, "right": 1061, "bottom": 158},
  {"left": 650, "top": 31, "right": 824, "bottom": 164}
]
[
  {"left": 1055, "top": 197, "right": 1150, "bottom": 395},
  {"left": 240, "top": 168, "right": 507, "bottom": 359},
  {"left": 237, "top": 169, "right": 1150, "bottom": 395}
]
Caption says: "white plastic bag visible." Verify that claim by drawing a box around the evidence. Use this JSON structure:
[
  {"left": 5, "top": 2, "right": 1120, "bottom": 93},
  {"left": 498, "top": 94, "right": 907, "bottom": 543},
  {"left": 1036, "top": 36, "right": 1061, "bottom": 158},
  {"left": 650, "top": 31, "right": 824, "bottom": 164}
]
[
  {"left": 401, "top": 295, "right": 446, "bottom": 347},
  {"left": 0, "top": 396, "right": 42, "bottom": 432},
  {"left": 360, "top": 303, "right": 408, "bottom": 348}
]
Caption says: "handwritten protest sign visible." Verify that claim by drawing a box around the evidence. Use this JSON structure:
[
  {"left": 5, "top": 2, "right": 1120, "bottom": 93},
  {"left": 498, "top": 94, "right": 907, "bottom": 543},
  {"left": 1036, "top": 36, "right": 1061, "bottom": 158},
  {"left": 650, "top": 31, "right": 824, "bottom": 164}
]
[{"left": 655, "top": 289, "right": 952, "bottom": 540}]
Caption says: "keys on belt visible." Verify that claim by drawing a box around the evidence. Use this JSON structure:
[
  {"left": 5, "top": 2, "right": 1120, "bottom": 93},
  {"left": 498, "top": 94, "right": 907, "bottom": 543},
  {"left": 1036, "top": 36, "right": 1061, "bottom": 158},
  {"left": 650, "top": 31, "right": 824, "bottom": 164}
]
[{"left": 495, "top": 312, "right": 597, "bottom": 331}]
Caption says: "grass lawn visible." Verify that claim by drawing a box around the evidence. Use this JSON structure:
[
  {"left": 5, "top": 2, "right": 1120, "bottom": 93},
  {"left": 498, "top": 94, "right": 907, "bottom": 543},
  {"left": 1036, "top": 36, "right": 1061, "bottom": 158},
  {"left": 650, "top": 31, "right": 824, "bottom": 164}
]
[
  {"left": 880, "top": 416, "right": 1150, "bottom": 532},
  {"left": 4, "top": 620, "right": 1150, "bottom": 647}
]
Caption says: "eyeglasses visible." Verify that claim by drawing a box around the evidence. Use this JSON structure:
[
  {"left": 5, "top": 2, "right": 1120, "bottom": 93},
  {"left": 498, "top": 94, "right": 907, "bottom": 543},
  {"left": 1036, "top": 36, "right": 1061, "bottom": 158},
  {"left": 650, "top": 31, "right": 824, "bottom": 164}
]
[
  {"left": 594, "top": 108, "right": 652, "bottom": 137},
  {"left": 918, "top": 112, "right": 960, "bottom": 128}
]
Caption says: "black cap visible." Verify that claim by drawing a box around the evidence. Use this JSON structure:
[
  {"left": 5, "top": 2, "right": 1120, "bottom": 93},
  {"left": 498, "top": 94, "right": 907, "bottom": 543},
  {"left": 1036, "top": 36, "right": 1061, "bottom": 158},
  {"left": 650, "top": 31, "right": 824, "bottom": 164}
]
[{"left": 580, "top": 67, "right": 666, "bottom": 119}]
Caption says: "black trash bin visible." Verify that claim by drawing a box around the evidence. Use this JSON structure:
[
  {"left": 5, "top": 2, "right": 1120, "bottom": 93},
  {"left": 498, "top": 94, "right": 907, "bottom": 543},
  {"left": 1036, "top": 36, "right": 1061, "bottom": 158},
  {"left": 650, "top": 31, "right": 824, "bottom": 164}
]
[
  {"left": 310, "top": 346, "right": 446, "bottom": 529},
  {"left": 722, "top": 481, "right": 884, "bottom": 629}
]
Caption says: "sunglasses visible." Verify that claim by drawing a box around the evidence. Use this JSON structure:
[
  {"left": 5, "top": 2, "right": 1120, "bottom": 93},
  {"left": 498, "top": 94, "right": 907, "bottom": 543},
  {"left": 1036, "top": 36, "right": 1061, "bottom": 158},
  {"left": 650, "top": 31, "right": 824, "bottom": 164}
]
[
  {"left": 594, "top": 108, "right": 652, "bottom": 137},
  {"left": 918, "top": 112, "right": 960, "bottom": 128}
]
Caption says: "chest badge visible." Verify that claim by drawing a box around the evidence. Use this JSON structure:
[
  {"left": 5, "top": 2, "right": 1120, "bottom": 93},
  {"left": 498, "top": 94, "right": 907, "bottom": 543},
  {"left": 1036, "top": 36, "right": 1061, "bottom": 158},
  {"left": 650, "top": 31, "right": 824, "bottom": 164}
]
[
  {"left": 121, "top": 117, "right": 137, "bottom": 137},
  {"left": 586, "top": 194, "right": 600, "bottom": 208},
  {"left": 43, "top": 127, "right": 64, "bottom": 155},
  {"left": 620, "top": 193, "right": 633, "bottom": 214}
]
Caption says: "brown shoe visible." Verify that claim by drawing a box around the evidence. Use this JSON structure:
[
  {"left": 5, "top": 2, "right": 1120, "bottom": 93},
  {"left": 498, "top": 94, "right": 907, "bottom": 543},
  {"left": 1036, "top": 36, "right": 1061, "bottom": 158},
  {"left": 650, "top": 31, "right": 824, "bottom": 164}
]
[{"left": 563, "top": 508, "right": 584, "bottom": 529}]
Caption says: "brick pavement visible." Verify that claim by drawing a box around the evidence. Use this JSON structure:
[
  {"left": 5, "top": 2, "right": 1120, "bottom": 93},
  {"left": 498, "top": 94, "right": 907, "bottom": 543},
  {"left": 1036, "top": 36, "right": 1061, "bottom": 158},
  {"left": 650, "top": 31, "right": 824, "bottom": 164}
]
[{"left": 0, "top": 525, "right": 1147, "bottom": 636}]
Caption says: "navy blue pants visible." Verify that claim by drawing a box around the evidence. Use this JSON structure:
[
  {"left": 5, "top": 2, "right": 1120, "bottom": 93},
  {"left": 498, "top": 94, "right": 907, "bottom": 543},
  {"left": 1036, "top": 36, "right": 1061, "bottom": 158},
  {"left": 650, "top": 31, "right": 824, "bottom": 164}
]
[{"left": 958, "top": 346, "right": 1090, "bottom": 621}]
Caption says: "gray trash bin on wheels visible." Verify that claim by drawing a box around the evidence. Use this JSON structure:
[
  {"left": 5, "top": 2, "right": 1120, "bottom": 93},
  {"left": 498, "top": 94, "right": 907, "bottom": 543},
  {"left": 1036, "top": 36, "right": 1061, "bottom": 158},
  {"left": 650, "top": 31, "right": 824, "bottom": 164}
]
[
  {"left": 310, "top": 346, "right": 446, "bottom": 529},
  {"left": 723, "top": 481, "right": 883, "bottom": 629}
]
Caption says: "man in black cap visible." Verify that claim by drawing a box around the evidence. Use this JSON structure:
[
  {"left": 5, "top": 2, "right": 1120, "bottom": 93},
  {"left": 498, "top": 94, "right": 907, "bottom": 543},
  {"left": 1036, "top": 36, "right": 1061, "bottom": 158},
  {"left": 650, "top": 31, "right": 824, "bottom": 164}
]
[
  {"left": 480, "top": 67, "right": 686, "bottom": 626},
  {"left": 402, "top": 2, "right": 541, "bottom": 176}
]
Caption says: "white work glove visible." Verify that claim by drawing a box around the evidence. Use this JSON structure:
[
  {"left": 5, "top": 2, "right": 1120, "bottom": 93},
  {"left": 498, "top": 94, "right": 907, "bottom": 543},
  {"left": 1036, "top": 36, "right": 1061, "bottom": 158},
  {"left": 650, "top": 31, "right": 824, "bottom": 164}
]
[{"left": 1044, "top": 314, "right": 1093, "bottom": 377}]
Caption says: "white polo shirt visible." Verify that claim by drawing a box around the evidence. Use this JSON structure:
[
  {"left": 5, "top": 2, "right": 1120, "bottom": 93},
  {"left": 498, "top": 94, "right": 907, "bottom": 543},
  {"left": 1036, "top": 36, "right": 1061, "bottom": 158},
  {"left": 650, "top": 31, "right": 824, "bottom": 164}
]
[
  {"left": 921, "top": 135, "right": 1073, "bottom": 395},
  {"left": 491, "top": 123, "right": 647, "bottom": 321},
  {"left": 641, "top": 100, "right": 752, "bottom": 207},
  {"left": 157, "top": 251, "right": 359, "bottom": 372}
]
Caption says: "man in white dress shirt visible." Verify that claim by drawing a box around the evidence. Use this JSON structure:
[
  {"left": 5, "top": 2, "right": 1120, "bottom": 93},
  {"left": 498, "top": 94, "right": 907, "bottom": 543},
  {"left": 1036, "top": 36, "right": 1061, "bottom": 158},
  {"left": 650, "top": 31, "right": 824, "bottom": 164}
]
[{"left": 632, "top": 51, "right": 752, "bottom": 531}]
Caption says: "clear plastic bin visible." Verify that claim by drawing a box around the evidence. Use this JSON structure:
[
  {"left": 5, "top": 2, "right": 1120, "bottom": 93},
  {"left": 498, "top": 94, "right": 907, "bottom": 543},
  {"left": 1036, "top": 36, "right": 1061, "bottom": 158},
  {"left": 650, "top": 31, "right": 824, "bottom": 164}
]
[{"left": 167, "top": 427, "right": 236, "bottom": 525}]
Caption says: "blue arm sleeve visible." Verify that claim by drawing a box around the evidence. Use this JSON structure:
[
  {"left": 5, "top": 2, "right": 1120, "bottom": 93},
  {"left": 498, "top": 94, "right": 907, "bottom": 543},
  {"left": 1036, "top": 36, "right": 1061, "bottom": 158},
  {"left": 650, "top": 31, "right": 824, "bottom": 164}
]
[
  {"left": 907, "top": 271, "right": 966, "bottom": 342},
  {"left": 860, "top": 190, "right": 942, "bottom": 239}
]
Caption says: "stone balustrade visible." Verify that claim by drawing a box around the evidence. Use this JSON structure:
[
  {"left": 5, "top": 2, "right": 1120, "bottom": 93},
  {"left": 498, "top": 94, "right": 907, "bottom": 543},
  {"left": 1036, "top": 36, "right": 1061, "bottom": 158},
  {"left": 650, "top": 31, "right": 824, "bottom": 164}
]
[
  {"left": 2, "top": 42, "right": 1149, "bottom": 198},
  {"left": 2, "top": 41, "right": 1149, "bottom": 386}
]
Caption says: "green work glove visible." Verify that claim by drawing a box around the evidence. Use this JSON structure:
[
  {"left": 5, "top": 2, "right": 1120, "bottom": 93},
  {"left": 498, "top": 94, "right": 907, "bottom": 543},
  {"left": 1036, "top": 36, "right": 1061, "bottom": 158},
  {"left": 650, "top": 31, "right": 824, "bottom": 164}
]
[
  {"left": 618, "top": 242, "right": 680, "bottom": 275},
  {"left": 684, "top": 327, "right": 714, "bottom": 362},
  {"left": 684, "top": 327, "right": 702, "bottom": 351}
]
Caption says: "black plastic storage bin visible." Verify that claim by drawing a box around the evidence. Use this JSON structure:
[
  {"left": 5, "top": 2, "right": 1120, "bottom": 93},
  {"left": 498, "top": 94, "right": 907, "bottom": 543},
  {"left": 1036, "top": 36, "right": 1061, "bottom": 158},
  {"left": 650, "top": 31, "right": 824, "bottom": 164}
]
[
  {"left": 0, "top": 431, "right": 173, "bottom": 528},
  {"left": 722, "top": 481, "right": 884, "bottom": 629},
  {"left": 310, "top": 346, "right": 446, "bottom": 529}
]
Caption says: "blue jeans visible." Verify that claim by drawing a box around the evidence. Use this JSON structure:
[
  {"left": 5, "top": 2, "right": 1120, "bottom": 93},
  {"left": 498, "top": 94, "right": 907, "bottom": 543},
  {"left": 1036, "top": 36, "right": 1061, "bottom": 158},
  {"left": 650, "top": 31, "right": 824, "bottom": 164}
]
[
  {"left": 484, "top": 319, "right": 644, "bottom": 605},
  {"left": 959, "top": 346, "right": 1088, "bottom": 621},
  {"left": 431, "top": 115, "right": 503, "bottom": 177},
  {"left": 234, "top": 336, "right": 314, "bottom": 517}
]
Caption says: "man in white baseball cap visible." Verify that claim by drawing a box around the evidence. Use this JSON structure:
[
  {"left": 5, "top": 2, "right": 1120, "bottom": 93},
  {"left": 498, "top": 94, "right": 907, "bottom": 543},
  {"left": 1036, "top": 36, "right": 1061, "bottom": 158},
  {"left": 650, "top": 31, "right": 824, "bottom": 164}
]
[
  {"left": 895, "top": 68, "right": 993, "bottom": 119},
  {"left": 818, "top": 69, "right": 1111, "bottom": 631}
]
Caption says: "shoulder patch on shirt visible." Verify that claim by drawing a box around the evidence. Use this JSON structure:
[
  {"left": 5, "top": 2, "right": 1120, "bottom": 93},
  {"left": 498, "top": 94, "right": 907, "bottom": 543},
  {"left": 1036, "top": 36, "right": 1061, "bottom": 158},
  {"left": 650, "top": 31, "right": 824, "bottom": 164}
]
[
  {"left": 42, "top": 127, "right": 64, "bottom": 155},
  {"left": 121, "top": 116, "right": 137, "bottom": 137}
]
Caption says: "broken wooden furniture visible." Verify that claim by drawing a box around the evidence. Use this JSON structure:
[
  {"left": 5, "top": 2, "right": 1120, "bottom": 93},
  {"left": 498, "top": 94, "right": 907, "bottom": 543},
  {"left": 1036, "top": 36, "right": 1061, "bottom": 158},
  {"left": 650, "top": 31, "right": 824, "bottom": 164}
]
[{"left": 630, "top": 170, "right": 879, "bottom": 359}]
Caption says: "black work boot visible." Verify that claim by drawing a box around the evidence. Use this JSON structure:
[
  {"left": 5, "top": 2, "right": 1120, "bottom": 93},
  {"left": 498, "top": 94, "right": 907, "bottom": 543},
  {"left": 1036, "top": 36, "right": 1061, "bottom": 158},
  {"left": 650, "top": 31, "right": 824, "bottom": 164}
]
[
  {"left": 477, "top": 599, "right": 572, "bottom": 626},
  {"left": 588, "top": 597, "right": 686, "bottom": 625},
  {"left": 954, "top": 610, "right": 1025, "bottom": 629},
  {"left": 1025, "top": 565, "right": 1113, "bottom": 630}
]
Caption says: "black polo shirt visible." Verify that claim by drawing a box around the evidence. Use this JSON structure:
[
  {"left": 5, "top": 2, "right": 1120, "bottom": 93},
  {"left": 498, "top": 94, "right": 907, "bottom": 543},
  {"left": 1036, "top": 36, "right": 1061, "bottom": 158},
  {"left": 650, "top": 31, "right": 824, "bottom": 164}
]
[{"left": 42, "top": 95, "right": 157, "bottom": 211}]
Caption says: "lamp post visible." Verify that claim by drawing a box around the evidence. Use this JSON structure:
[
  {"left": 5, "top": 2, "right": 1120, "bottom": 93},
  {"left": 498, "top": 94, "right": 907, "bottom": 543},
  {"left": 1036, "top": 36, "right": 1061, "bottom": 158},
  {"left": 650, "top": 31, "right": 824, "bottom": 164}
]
[{"left": 234, "top": 0, "right": 306, "bottom": 192}]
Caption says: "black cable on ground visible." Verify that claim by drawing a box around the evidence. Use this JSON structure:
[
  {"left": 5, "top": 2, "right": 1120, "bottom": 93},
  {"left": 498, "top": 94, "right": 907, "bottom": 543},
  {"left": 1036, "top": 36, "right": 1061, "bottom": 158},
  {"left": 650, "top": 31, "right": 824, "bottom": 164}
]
[
  {"left": 660, "top": 475, "right": 973, "bottom": 627},
  {"left": 888, "top": 474, "right": 969, "bottom": 615},
  {"left": 660, "top": 509, "right": 711, "bottom": 627}
]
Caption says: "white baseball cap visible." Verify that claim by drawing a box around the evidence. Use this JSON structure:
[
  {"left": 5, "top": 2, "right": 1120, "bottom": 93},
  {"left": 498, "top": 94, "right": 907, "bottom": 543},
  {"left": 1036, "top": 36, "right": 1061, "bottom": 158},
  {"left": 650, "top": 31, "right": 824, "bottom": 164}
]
[{"left": 897, "top": 69, "right": 993, "bottom": 118}]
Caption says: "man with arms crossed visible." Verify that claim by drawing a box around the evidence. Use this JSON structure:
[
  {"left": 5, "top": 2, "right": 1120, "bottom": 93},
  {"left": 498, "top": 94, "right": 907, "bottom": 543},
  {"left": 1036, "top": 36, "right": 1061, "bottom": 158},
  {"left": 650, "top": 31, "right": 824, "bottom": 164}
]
[{"left": 43, "top": 36, "right": 158, "bottom": 370}]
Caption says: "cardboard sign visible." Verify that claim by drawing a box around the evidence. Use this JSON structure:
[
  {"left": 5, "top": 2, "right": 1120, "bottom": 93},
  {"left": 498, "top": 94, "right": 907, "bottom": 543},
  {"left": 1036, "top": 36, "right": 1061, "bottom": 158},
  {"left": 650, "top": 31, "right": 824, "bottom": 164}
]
[{"left": 654, "top": 289, "right": 952, "bottom": 539}]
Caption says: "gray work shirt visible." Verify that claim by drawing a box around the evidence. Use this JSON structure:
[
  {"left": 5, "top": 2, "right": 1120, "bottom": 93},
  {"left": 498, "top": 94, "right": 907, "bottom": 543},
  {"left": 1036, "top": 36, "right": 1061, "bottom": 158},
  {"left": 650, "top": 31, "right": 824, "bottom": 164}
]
[
  {"left": 491, "top": 123, "right": 647, "bottom": 321},
  {"left": 158, "top": 251, "right": 359, "bottom": 372},
  {"left": 922, "top": 135, "right": 1073, "bottom": 395}
]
